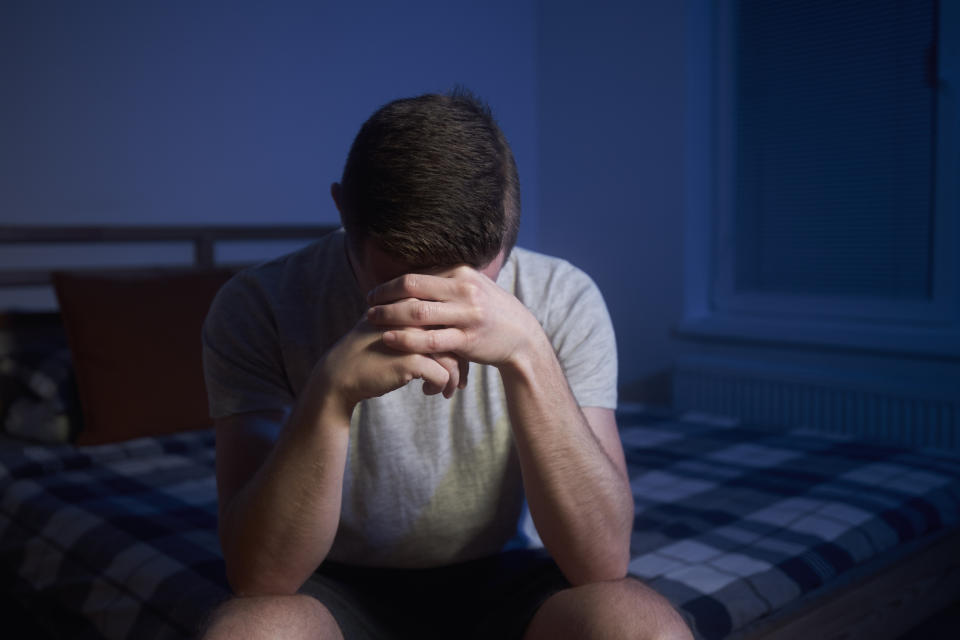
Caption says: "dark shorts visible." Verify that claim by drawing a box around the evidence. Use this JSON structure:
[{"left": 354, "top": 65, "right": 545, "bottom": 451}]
[{"left": 298, "top": 548, "right": 570, "bottom": 639}]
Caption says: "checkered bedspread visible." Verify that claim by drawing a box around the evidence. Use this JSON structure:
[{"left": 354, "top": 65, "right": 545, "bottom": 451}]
[
  {"left": 620, "top": 406, "right": 960, "bottom": 638},
  {"left": 0, "top": 431, "right": 227, "bottom": 639},
  {"left": 1, "top": 408, "right": 959, "bottom": 639}
]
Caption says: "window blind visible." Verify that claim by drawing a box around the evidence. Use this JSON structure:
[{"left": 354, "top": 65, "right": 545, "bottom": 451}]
[{"left": 732, "top": 0, "right": 937, "bottom": 300}]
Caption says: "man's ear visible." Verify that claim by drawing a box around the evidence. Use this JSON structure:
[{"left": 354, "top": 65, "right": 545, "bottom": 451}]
[{"left": 331, "top": 182, "right": 343, "bottom": 212}]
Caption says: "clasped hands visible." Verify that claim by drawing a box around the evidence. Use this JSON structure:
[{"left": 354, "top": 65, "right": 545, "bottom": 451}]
[{"left": 317, "top": 265, "right": 542, "bottom": 413}]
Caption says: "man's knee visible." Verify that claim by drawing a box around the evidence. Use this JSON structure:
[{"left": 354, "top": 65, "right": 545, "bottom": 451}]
[
  {"left": 525, "top": 577, "right": 693, "bottom": 640},
  {"left": 201, "top": 593, "right": 343, "bottom": 640}
]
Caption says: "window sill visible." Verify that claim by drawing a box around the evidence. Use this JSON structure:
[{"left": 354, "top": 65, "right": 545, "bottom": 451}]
[{"left": 675, "top": 314, "right": 960, "bottom": 361}]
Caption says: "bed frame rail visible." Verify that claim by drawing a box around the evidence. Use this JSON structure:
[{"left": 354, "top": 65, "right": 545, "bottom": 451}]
[{"left": 0, "top": 224, "right": 337, "bottom": 287}]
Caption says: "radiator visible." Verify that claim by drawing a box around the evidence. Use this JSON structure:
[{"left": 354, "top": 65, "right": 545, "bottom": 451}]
[{"left": 673, "top": 356, "right": 959, "bottom": 450}]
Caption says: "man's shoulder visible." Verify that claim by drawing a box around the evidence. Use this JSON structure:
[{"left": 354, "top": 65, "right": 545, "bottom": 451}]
[
  {"left": 205, "top": 228, "right": 359, "bottom": 344},
  {"left": 508, "top": 246, "right": 599, "bottom": 296},
  {"left": 240, "top": 228, "right": 344, "bottom": 283},
  {"left": 508, "top": 246, "right": 617, "bottom": 406},
  {"left": 509, "top": 245, "right": 567, "bottom": 267},
  {"left": 219, "top": 229, "right": 348, "bottom": 303},
  {"left": 505, "top": 246, "right": 607, "bottom": 326}
]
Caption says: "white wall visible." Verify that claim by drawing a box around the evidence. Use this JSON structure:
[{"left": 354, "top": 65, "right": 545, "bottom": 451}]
[
  {"left": 536, "top": 1, "right": 687, "bottom": 402},
  {"left": 0, "top": 0, "right": 539, "bottom": 245},
  {"left": 1, "top": 0, "right": 687, "bottom": 402}
]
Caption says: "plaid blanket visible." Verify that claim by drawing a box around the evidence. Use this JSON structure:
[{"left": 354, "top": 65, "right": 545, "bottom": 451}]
[
  {"left": 621, "top": 406, "right": 960, "bottom": 638},
  {"left": 0, "top": 431, "right": 227, "bottom": 639},
  {"left": 1, "top": 408, "right": 959, "bottom": 639}
]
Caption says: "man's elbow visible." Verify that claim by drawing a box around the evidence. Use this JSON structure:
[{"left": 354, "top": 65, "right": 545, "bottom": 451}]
[
  {"left": 221, "top": 537, "right": 306, "bottom": 597},
  {"left": 565, "top": 546, "right": 630, "bottom": 586}
]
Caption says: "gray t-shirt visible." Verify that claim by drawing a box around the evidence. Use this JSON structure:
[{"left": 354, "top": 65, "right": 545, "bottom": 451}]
[{"left": 202, "top": 229, "right": 617, "bottom": 568}]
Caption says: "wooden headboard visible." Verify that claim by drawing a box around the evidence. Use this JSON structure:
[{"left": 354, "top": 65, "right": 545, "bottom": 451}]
[{"left": 0, "top": 224, "right": 338, "bottom": 289}]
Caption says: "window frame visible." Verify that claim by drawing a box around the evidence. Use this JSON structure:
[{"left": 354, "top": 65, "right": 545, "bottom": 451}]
[{"left": 680, "top": 0, "right": 960, "bottom": 358}]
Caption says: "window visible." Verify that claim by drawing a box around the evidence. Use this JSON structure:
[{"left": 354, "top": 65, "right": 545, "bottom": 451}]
[{"left": 682, "top": 0, "right": 959, "bottom": 356}]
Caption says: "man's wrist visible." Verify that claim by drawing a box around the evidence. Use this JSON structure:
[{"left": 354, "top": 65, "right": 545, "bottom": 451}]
[
  {"left": 305, "top": 362, "right": 355, "bottom": 428},
  {"left": 498, "top": 328, "right": 557, "bottom": 386}
]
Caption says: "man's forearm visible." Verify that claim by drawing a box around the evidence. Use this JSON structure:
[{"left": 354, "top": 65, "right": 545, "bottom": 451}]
[
  {"left": 500, "top": 335, "right": 633, "bottom": 585},
  {"left": 218, "top": 316, "right": 458, "bottom": 596},
  {"left": 219, "top": 381, "right": 351, "bottom": 596},
  {"left": 363, "top": 264, "right": 631, "bottom": 582}
]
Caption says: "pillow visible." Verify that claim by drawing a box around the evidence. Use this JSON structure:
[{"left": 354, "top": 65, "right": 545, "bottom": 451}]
[
  {"left": 0, "top": 346, "right": 81, "bottom": 444},
  {"left": 52, "top": 269, "right": 235, "bottom": 445}
]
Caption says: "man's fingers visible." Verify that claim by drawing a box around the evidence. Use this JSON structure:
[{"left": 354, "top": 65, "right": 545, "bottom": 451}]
[
  {"left": 422, "top": 380, "right": 444, "bottom": 396},
  {"left": 382, "top": 328, "right": 467, "bottom": 354},
  {"left": 368, "top": 298, "right": 484, "bottom": 329},
  {"left": 458, "top": 356, "right": 469, "bottom": 389},
  {"left": 367, "top": 299, "right": 459, "bottom": 327},
  {"left": 432, "top": 353, "right": 461, "bottom": 398},
  {"left": 368, "top": 272, "right": 462, "bottom": 305},
  {"left": 400, "top": 354, "right": 449, "bottom": 396}
]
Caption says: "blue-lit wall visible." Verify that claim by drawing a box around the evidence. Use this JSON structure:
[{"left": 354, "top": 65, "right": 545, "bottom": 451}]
[
  {"left": 537, "top": 2, "right": 685, "bottom": 402},
  {"left": 0, "top": 1, "right": 686, "bottom": 402},
  {"left": 0, "top": 0, "right": 540, "bottom": 244}
]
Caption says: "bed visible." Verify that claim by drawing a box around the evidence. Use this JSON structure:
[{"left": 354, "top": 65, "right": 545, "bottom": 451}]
[{"left": 1, "top": 225, "right": 959, "bottom": 639}]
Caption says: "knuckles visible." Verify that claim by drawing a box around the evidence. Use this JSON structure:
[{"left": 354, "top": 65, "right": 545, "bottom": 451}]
[
  {"left": 468, "top": 302, "right": 486, "bottom": 325},
  {"left": 410, "top": 300, "right": 432, "bottom": 323},
  {"left": 452, "top": 265, "right": 475, "bottom": 278},
  {"left": 457, "top": 281, "right": 481, "bottom": 305},
  {"left": 399, "top": 273, "right": 420, "bottom": 294}
]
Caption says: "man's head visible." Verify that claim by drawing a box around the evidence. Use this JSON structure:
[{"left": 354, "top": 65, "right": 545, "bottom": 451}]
[{"left": 334, "top": 89, "right": 521, "bottom": 273}]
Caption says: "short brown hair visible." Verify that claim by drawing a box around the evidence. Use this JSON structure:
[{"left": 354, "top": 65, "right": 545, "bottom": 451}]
[{"left": 338, "top": 89, "right": 521, "bottom": 268}]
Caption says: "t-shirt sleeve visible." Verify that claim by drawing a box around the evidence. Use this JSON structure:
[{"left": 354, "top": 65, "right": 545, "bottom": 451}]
[
  {"left": 541, "top": 262, "right": 618, "bottom": 410},
  {"left": 202, "top": 273, "right": 294, "bottom": 419}
]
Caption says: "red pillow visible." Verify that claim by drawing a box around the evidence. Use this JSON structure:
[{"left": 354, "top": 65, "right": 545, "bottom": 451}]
[{"left": 52, "top": 269, "right": 234, "bottom": 445}]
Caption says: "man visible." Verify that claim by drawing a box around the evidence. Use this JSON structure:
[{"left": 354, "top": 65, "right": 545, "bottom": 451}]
[{"left": 201, "top": 90, "right": 692, "bottom": 639}]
